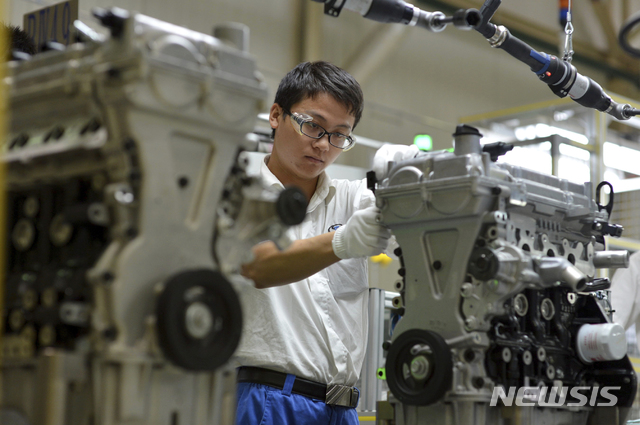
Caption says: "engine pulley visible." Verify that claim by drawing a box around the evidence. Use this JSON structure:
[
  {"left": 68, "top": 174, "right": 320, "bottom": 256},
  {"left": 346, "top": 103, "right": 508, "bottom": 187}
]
[
  {"left": 385, "top": 329, "right": 453, "bottom": 405},
  {"left": 155, "top": 269, "right": 242, "bottom": 371}
]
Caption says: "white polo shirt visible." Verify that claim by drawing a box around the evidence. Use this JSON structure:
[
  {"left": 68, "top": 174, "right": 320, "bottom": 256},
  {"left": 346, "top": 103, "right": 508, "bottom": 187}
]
[
  {"left": 612, "top": 250, "right": 640, "bottom": 350},
  {"left": 233, "top": 157, "right": 375, "bottom": 386}
]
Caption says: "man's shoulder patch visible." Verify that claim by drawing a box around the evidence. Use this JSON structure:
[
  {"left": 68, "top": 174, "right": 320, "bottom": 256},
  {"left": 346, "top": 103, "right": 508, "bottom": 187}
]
[{"left": 328, "top": 224, "right": 342, "bottom": 232}]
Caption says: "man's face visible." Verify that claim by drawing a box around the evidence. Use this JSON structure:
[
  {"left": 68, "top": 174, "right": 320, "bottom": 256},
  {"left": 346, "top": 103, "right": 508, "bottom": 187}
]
[{"left": 268, "top": 92, "right": 355, "bottom": 186}]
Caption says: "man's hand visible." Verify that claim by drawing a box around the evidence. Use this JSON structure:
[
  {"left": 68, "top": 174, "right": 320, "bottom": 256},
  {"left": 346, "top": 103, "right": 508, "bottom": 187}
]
[
  {"left": 372, "top": 144, "right": 420, "bottom": 181},
  {"left": 332, "top": 207, "right": 391, "bottom": 259}
]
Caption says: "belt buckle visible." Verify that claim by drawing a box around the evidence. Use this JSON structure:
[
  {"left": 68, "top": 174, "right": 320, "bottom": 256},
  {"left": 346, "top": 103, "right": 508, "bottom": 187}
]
[{"left": 326, "top": 384, "right": 359, "bottom": 408}]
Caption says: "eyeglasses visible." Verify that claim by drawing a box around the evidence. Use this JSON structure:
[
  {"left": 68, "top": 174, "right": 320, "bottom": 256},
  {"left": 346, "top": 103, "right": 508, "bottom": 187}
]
[{"left": 284, "top": 109, "right": 356, "bottom": 151}]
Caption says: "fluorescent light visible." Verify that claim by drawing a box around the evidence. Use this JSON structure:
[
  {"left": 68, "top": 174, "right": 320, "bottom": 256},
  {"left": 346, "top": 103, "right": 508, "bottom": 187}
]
[
  {"left": 553, "top": 109, "right": 575, "bottom": 122},
  {"left": 609, "top": 176, "right": 640, "bottom": 193},
  {"left": 559, "top": 143, "right": 590, "bottom": 161},
  {"left": 603, "top": 142, "right": 640, "bottom": 175},
  {"left": 514, "top": 123, "right": 589, "bottom": 145},
  {"left": 498, "top": 142, "right": 552, "bottom": 174},
  {"left": 558, "top": 157, "right": 590, "bottom": 183}
]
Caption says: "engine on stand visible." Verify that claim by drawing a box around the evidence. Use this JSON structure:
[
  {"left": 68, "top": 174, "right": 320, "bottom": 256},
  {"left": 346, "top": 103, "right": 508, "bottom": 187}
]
[
  {"left": 1, "top": 9, "right": 306, "bottom": 425},
  {"left": 374, "top": 125, "right": 636, "bottom": 425}
]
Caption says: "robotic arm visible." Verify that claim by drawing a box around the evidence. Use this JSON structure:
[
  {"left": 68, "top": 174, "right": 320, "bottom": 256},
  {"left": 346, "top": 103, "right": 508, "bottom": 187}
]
[
  {"left": 311, "top": 0, "right": 481, "bottom": 32},
  {"left": 474, "top": 0, "right": 640, "bottom": 120},
  {"left": 314, "top": 0, "right": 640, "bottom": 120}
]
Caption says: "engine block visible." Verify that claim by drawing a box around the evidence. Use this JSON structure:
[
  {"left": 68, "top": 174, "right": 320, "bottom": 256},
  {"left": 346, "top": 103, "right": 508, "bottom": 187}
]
[
  {"left": 376, "top": 125, "right": 636, "bottom": 425},
  {"left": 1, "top": 9, "right": 306, "bottom": 425}
]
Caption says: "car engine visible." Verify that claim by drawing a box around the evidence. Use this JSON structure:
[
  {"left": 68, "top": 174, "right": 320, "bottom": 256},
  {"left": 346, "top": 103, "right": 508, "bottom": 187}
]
[
  {"left": 375, "top": 125, "right": 636, "bottom": 425},
  {"left": 0, "top": 9, "right": 306, "bottom": 425}
]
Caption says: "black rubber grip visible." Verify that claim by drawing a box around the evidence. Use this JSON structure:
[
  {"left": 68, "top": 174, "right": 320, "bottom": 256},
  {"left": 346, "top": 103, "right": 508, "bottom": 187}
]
[{"left": 364, "top": 0, "right": 412, "bottom": 23}]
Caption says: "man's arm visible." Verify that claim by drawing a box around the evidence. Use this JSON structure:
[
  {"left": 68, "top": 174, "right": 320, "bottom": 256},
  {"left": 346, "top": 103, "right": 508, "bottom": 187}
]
[
  {"left": 241, "top": 232, "right": 339, "bottom": 289},
  {"left": 241, "top": 206, "right": 390, "bottom": 289}
]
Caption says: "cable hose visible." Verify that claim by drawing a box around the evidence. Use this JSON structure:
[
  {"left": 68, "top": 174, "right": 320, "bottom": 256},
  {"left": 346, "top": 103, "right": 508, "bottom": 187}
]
[{"left": 619, "top": 11, "right": 640, "bottom": 58}]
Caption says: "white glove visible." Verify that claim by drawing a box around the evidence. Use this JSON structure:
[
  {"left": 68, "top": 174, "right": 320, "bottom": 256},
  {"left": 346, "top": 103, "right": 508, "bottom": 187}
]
[
  {"left": 332, "top": 207, "right": 391, "bottom": 260},
  {"left": 372, "top": 144, "right": 420, "bottom": 181}
]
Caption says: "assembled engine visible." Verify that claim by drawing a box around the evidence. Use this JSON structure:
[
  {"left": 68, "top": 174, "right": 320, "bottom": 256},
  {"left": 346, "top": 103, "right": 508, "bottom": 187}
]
[
  {"left": 375, "top": 125, "right": 636, "bottom": 425},
  {"left": 1, "top": 9, "right": 305, "bottom": 425}
]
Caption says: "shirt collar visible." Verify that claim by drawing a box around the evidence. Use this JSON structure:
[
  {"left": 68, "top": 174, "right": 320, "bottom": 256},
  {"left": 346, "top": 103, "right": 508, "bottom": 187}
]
[{"left": 261, "top": 155, "right": 336, "bottom": 212}]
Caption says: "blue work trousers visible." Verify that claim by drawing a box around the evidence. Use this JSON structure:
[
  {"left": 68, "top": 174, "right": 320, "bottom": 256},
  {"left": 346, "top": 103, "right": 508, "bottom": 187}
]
[{"left": 235, "top": 381, "right": 359, "bottom": 425}]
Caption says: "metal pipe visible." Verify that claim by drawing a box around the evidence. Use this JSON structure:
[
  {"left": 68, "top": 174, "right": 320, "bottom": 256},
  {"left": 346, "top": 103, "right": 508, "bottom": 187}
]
[
  {"left": 592, "top": 250, "right": 630, "bottom": 268},
  {"left": 535, "top": 256, "right": 588, "bottom": 292}
]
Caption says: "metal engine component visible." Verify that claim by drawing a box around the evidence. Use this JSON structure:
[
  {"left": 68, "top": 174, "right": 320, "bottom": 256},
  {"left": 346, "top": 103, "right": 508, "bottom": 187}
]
[
  {"left": 376, "top": 124, "right": 636, "bottom": 425},
  {"left": 215, "top": 150, "right": 308, "bottom": 274},
  {"left": 1, "top": 9, "right": 305, "bottom": 425}
]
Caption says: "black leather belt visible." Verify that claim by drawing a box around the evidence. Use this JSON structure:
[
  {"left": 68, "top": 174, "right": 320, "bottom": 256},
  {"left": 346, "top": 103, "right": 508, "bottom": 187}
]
[{"left": 237, "top": 366, "right": 360, "bottom": 408}]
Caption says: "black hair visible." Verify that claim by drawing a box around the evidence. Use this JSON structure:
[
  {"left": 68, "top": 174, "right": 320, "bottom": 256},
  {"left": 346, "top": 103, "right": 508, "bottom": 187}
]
[
  {"left": 2, "top": 24, "right": 37, "bottom": 60},
  {"left": 272, "top": 61, "right": 364, "bottom": 139},
  {"left": 10, "top": 25, "right": 37, "bottom": 55}
]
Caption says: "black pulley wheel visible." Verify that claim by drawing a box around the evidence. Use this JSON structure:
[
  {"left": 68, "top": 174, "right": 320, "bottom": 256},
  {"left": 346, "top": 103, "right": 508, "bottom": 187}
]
[
  {"left": 156, "top": 269, "right": 242, "bottom": 371},
  {"left": 276, "top": 186, "right": 307, "bottom": 226},
  {"left": 385, "top": 329, "right": 453, "bottom": 405}
]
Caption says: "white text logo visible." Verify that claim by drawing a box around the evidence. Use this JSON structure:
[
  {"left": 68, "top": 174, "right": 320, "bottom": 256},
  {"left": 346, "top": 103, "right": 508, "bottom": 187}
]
[{"left": 489, "top": 386, "right": 620, "bottom": 407}]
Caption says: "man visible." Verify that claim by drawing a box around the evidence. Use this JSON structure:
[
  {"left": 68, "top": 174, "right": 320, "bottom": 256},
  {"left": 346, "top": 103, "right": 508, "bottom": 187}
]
[
  {"left": 234, "top": 61, "right": 393, "bottom": 424},
  {"left": 611, "top": 250, "right": 640, "bottom": 350}
]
